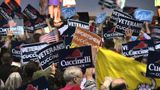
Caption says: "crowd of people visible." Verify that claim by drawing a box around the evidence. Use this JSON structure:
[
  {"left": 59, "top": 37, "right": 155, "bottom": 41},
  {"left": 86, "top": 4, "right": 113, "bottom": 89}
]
[{"left": 0, "top": 0, "right": 160, "bottom": 90}]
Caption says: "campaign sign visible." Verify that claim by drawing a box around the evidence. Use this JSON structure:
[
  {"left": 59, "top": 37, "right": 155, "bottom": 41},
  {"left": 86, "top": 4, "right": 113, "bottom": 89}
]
[
  {"left": 72, "top": 27, "right": 101, "bottom": 47},
  {"left": 151, "top": 26, "right": 160, "bottom": 42},
  {"left": 146, "top": 51, "right": 160, "bottom": 78},
  {"left": 59, "top": 46, "right": 93, "bottom": 70},
  {"left": 103, "top": 21, "right": 123, "bottom": 39},
  {"left": 115, "top": 16, "right": 143, "bottom": 36},
  {"left": 34, "top": 16, "right": 47, "bottom": 30},
  {"left": 110, "top": 9, "right": 132, "bottom": 23},
  {"left": 95, "top": 12, "right": 107, "bottom": 24},
  {"left": 0, "top": 3, "right": 12, "bottom": 21},
  {"left": 67, "top": 19, "right": 89, "bottom": 29},
  {"left": 11, "top": 42, "right": 22, "bottom": 59},
  {"left": 61, "top": 7, "right": 77, "bottom": 19},
  {"left": 155, "top": 43, "right": 160, "bottom": 51},
  {"left": 23, "top": 16, "right": 34, "bottom": 32},
  {"left": 36, "top": 41, "right": 65, "bottom": 70},
  {"left": 8, "top": 0, "right": 21, "bottom": 12},
  {"left": 134, "top": 9, "right": 154, "bottom": 22},
  {"left": 23, "top": 4, "right": 40, "bottom": 20},
  {"left": 61, "top": 26, "right": 76, "bottom": 49},
  {"left": 21, "top": 43, "right": 48, "bottom": 64},
  {"left": 17, "top": 76, "right": 49, "bottom": 90},
  {"left": 122, "top": 40, "right": 155, "bottom": 58},
  {"left": 98, "top": 0, "right": 116, "bottom": 9},
  {"left": 0, "top": 18, "right": 24, "bottom": 36}
]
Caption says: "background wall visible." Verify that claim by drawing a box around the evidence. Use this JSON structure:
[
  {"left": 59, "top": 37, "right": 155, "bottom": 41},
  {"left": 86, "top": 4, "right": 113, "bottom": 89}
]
[{"left": 0, "top": 0, "right": 157, "bottom": 16}]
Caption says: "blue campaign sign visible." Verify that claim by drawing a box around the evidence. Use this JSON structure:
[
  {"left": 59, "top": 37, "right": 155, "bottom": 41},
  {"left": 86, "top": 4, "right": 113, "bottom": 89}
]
[
  {"left": 59, "top": 46, "right": 94, "bottom": 70},
  {"left": 17, "top": 76, "right": 49, "bottom": 90},
  {"left": 134, "top": 9, "right": 154, "bottom": 22},
  {"left": 61, "top": 7, "right": 77, "bottom": 19},
  {"left": 146, "top": 51, "right": 160, "bottom": 78},
  {"left": 95, "top": 12, "right": 107, "bottom": 24}
]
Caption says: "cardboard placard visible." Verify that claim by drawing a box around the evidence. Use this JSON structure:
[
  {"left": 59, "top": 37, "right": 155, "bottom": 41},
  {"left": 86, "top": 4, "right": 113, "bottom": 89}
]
[
  {"left": 36, "top": 41, "right": 65, "bottom": 70},
  {"left": 21, "top": 43, "right": 48, "bottom": 64},
  {"left": 122, "top": 40, "right": 155, "bottom": 58},
  {"left": 146, "top": 51, "right": 160, "bottom": 78},
  {"left": 134, "top": 9, "right": 154, "bottom": 22},
  {"left": 67, "top": 19, "right": 89, "bottom": 29},
  {"left": 72, "top": 27, "right": 101, "bottom": 47},
  {"left": 17, "top": 76, "right": 49, "bottom": 90},
  {"left": 61, "top": 7, "right": 77, "bottom": 19},
  {"left": 59, "top": 46, "right": 93, "bottom": 70},
  {"left": 115, "top": 16, "right": 143, "bottom": 36}
]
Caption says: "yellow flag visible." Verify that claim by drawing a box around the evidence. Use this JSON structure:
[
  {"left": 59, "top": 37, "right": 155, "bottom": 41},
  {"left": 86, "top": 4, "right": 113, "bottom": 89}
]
[{"left": 96, "top": 48, "right": 160, "bottom": 90}]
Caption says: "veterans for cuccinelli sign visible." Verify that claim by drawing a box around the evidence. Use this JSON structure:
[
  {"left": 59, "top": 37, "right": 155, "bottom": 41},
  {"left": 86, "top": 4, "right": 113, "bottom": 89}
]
[{"left": 36, "top": 41, "right": 65, "bottom": 70}]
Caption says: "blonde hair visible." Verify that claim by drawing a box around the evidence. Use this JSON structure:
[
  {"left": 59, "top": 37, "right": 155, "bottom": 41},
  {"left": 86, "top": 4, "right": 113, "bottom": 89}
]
[{"left": 63, "top": 66, "right": 82, "bottom": 82}]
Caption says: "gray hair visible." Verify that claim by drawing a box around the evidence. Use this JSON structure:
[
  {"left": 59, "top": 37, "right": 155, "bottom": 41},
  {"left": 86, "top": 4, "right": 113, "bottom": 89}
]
[{"left": 63, "top": 66, "right": 82, "bottom": 82}]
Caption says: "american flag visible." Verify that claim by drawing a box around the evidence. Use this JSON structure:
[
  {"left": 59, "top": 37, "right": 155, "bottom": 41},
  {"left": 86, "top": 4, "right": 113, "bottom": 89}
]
[{"left": 39, "top": 30, "right": 59, "bottom": 43}]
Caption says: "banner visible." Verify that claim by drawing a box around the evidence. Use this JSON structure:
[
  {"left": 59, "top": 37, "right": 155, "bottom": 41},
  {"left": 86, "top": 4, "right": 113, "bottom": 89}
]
[
  {"left": 61, "top": 7, "right": 77, "bottom": 19},
  {"left": 134, "top": 9, "right": 154, "bottom": 22},
  {"left": 67, "top": 19, "right": 89, "bottom": 29},
  {"left": 95, "top": 12, "right": 107, "bottom": 24},
  {"left": 17, "top": 76, "right": 49, "bottom": 90},
  {"left": 72, "top": 27, "right": 101, "bottom": 47},
  {"left": 122, "top": 40, "right": 155, "bottom": 58},
  {"left": 110, "top": 9, "right": 132, "bottom": 23},
  {"left": 115, "top": 16, "right": 143, "bottom": 36},
  {"left": 21, "top": 43, "right": 48, "bottom": 64},
  {"left": 146, "top": 51, "right": 160, "bottom": 78},
  {"left": 96, "top": 48, "right": 160, "bottom": 90},
  {"left": 103, "top": 21, "right": 123, "bottom": 39},
  {"left": 36, "top": 41, "right": 65, "bottom": 70},
  {"left": 59, "top": 46, "right": 93, "bottom": 70}
]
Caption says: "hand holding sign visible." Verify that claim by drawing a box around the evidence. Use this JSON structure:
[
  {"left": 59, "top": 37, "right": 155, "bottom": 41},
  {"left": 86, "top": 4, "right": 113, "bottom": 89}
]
[{"left": 6, "top": 29, "right": 14, "bottom": 37}]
